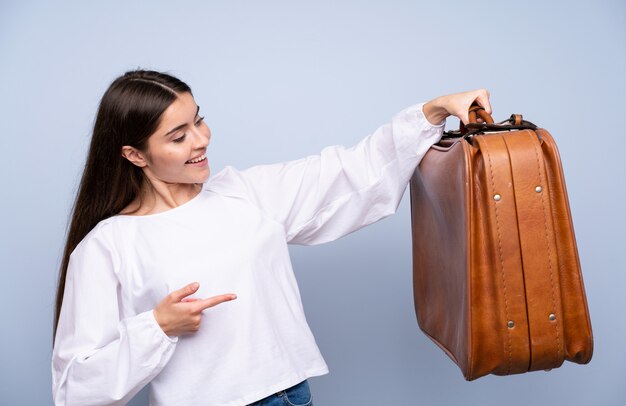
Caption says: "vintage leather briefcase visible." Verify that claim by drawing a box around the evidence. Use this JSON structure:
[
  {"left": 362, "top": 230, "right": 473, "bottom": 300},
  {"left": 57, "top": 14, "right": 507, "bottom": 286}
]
[{"left": 409, "top": 103, "right": 593, "bottom": 380}]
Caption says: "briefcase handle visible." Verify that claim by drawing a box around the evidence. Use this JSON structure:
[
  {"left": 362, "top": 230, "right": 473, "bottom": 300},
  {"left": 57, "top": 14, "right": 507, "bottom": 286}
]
[
  {"left": 445, "top": 102, "right": 538, "bottom": 139},
  {"left": 459, "top": 102, "right": 494, "bottom": 134}
]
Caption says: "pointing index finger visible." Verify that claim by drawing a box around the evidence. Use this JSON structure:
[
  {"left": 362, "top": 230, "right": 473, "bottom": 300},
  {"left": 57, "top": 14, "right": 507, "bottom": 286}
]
[{"left": 193, "top": 293, "right": 237, "bottom": 313}]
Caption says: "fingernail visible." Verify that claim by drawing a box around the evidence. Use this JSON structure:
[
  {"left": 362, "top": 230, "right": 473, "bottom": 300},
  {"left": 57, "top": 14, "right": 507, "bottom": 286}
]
[
  {"left": 231, "top": 294, "right": 237, "bottom": 299},
  {"left": 192, "top": 282, "right": 199, "bottom": 289}
]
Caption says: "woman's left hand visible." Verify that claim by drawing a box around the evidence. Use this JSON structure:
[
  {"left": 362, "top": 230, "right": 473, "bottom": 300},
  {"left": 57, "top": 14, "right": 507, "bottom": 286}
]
[{"left": 423, "top": 88, "right": 492, "bottom": 126}]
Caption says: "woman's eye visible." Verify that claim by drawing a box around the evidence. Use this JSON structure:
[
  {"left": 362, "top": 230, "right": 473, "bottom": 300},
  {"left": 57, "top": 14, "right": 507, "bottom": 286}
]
[
  {"left": 195, "top": 116, "right": 205, "bottom": 126},
  {"left": 173, "top": 134, "right": 186, "bottom": 143}
]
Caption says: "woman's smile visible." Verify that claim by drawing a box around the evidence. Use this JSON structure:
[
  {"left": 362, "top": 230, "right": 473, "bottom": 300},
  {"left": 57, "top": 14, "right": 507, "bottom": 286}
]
[{"left": 186, "top": 153, "right": 208, "bottom": 165}]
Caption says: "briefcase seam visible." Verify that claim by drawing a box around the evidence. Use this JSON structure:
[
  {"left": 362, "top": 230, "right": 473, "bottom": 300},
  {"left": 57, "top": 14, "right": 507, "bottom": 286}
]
[{"left": 530, "top": 132, "right": 563, "bottom": 359}]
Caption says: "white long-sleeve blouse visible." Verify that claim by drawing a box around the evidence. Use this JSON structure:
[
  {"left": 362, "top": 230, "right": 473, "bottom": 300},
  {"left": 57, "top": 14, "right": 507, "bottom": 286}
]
[{"left": 51, "top": 102, "right": 445, "bottom": 406}]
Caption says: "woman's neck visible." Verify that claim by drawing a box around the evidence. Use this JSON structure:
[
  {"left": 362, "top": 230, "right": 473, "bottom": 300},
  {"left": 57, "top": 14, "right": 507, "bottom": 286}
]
[{"left": 120, "top": 182, "right": 202, "bottom": 216}]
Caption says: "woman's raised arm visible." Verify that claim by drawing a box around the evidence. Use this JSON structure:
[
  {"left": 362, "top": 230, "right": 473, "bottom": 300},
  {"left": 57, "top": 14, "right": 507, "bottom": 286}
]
[{"left": 207, "top": 89, "right": 490, "bottom": 246}]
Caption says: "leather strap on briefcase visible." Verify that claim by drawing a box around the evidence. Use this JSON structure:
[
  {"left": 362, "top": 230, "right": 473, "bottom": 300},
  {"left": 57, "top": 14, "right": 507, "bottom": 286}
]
[{"left": 409, "top": 103, "right": 593, "bottom": 380}]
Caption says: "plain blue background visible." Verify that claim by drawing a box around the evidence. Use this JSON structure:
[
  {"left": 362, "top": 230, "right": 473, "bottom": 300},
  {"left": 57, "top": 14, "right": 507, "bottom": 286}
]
[{"left": 1, "top": 0, "right": 624, "bottom": 404}]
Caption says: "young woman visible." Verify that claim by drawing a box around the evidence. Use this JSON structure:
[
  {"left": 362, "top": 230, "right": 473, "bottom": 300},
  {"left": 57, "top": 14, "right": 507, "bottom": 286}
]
[{"left": 51, "top": 69, "right": 490, "bottom": 406}]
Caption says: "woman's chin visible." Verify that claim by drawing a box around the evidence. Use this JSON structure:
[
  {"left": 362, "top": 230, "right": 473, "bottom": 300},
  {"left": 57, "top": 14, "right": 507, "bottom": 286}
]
[{"left": 199, "top": 167, "right": 211, "bottom": 182}]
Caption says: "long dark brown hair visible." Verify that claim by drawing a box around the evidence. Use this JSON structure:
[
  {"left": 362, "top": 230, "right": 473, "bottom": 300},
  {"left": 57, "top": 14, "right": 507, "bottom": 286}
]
[{"left": 53, "top": 69, "right": 192, "bottom": 343}]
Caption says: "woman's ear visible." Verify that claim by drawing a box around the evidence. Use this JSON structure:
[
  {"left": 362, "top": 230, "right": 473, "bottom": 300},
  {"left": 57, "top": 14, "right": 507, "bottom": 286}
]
[{"left": 121, "top": 146, "right": 148, "bottom": 168}]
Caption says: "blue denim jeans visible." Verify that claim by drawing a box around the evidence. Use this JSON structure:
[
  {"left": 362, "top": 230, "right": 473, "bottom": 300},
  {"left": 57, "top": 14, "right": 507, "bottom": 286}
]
[{"left": 247, "top": 379, "right": 313, "bottom": 406}]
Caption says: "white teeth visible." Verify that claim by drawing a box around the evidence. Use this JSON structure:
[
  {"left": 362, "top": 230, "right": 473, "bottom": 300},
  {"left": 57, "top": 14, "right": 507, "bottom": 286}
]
[{"left": 186, "top": 154, "right": 206, "bottom": 164}]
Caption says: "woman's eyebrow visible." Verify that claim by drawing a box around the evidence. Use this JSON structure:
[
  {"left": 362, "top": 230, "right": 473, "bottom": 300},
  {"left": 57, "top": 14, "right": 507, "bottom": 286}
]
[{"left": 164, "top": 105, "right": 200, "bottom": 137}]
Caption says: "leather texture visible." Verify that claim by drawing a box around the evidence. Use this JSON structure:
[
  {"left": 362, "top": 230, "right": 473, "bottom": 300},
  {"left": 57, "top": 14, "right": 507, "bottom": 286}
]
[{"left": 409, "top": 109, "right": 593, "bottom": 381}]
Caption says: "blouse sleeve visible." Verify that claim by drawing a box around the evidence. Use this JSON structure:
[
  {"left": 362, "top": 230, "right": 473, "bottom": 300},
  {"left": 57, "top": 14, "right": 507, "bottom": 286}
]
[
  {"left": 207, "top": 101, "right": 445, "bottom": 245},
  {"left": 51, "top": 222, "right": 178, "bottom": 406}
]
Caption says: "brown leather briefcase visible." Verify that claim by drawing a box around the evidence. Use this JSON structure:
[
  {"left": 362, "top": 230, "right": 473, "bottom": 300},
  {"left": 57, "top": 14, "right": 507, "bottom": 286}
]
[{"left": 409, "top": 103, "right": 593, "bottom": 380}]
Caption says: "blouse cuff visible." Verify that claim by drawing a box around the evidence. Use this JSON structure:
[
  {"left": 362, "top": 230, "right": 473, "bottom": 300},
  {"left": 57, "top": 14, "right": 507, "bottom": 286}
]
[
  {"left": 133, "top": 309, "right": 179, "bottom": 344},
  {"left": 390, "top": 102, "right": 446, "bottom": 159}
]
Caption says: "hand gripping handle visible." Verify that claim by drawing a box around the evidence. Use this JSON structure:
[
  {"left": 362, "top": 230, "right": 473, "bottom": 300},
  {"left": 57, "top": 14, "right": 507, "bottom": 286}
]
[{"left": 459, "top": 102, "right": 494, "bottom": 135}]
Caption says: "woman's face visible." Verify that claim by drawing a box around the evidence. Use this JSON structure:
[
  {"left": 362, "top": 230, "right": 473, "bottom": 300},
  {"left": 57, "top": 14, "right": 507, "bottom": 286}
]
[{"left": 132, "top": 92, "right": 212, "bottom": 185}]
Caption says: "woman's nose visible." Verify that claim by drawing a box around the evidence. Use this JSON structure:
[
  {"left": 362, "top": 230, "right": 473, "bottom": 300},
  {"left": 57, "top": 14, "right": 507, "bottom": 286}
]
[{"left": 192, "top": 127, "right": 210, "bottom": 149}]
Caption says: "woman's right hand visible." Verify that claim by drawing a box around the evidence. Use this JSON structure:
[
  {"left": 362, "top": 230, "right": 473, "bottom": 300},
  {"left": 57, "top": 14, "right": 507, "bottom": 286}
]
[{"left": 153, "top": 282, "right": 237, "bottom": 337}]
